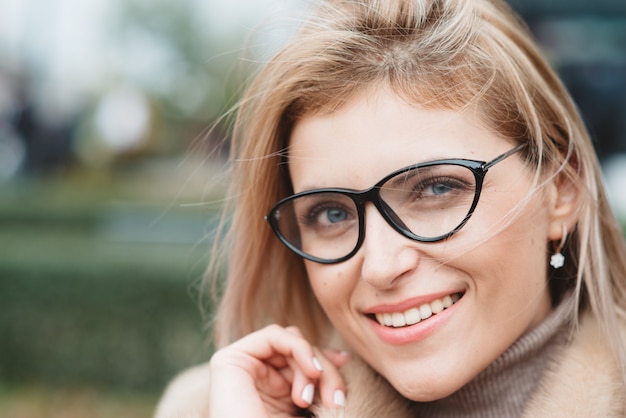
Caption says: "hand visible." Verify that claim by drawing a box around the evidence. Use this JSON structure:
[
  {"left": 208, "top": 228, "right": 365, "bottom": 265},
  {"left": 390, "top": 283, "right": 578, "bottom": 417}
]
[{"left": 208, "top": 324, "right": 350, "bottom": 418}]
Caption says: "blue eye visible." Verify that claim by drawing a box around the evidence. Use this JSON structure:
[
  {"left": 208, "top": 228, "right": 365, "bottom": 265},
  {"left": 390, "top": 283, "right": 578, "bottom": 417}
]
[
  {"left": 429, "top": 182, "right": 454, "bottom": 195},
  {"left": 325, "top": 208, "right": 348, "bottom": 224},
  {"left": 300, "top": 200, "right": 355, "bottom": 229}
]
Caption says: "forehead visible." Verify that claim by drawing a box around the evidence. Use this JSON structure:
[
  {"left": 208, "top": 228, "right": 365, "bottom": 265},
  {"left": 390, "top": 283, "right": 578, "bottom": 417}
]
[{"left": 287, "top": 91, "right": 509, "bottom": 192}]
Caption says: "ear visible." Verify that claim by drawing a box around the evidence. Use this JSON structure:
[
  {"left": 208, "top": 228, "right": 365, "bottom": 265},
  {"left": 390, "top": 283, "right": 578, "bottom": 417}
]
[{"left": 545, "top": 172, "right": 580, "bottom": 241}]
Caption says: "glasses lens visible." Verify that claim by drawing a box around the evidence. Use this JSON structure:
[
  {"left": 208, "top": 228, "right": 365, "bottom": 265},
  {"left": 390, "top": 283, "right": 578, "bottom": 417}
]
[
  {"left": 271, "top": 192, "right": 359, "bottom": 261},
  {"left": 269, "top": 163, "right": 478, "bottom": 262},
  {"left": 380, "top": 164, "right": 477, "bottom": 239}
]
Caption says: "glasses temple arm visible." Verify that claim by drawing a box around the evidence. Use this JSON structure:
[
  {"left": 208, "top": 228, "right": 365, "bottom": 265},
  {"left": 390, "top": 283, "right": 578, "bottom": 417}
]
[{"left": 481, "top": 143, "right": 527, "bottom": 171}]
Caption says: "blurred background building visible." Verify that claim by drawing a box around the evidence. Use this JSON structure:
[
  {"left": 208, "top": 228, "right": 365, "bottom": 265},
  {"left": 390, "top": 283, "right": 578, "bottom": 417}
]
[{"left": 0, "top": 0, "right": 624, "bottom": 416}]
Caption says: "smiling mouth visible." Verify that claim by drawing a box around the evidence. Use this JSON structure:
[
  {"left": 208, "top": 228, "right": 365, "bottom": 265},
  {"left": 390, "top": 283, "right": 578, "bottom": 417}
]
[{"left": 368, "top": 292, "right": 463, "bottom": 328}]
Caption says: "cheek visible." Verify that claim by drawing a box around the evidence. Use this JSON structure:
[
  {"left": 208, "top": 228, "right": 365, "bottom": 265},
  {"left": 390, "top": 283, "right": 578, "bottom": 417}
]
[
  {"left": 445, "top": 193, "right": 551, "bottom": 294},
  {"left": 468, "top": 192, "right": 550, "bottom": 253},
  {"left": 305, "top": 263, "right": 355, "bottom": 314},
  {"left": 461, "top": 200, "right": 552, "bottom": 318},
  {"left": 485, "top": 219, "right": 548, "bottom": 280}
]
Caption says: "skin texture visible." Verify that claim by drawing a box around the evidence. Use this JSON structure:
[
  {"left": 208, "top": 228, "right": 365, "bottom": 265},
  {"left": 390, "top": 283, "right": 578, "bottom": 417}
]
[{"left": 287, "top": 89, "right": 567, "bottom": 401}]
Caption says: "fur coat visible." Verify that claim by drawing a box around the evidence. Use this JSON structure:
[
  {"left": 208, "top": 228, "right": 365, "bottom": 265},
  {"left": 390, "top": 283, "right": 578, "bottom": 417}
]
[{"left": 154, "top": 314, "right": 626, "bottom": 418}]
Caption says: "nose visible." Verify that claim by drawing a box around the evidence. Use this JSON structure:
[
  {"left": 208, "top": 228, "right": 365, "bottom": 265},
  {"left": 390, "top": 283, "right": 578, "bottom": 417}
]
[{"left": 359, "top": 204, "right": 421, "bottom": 289}]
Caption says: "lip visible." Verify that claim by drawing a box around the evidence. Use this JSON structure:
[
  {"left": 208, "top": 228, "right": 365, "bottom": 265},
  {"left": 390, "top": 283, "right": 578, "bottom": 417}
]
[
  {"left": 365, "top": 290, "right": 464, "bottom": 345},
  {"left": 364, "top": 289, "right": 464, "bottom": 314}
]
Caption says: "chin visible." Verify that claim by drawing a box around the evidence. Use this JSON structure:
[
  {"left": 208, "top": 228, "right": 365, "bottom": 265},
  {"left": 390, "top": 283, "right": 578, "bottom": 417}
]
[
  {"left": 390, "top": 378, "right": 464, "bottom": 402},
  {"left": 372, "top": 359, "right": 475, "bottom": 403}
]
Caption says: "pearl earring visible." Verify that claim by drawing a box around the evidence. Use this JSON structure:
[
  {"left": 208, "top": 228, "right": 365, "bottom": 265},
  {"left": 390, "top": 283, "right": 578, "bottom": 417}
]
[{"left": 550, "top": 225, "right": 568, "bottom": 269}]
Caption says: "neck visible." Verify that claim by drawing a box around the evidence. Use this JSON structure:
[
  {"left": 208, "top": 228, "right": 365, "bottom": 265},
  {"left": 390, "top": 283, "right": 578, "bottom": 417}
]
[{"left": 413, "top": 292, "right": 576, "bottom": 418}]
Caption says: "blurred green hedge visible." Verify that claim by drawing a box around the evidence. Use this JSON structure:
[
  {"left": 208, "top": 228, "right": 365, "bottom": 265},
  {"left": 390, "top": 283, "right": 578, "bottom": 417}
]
[{"left": 0, "top": 179, "right": 218, "bottom": 393}]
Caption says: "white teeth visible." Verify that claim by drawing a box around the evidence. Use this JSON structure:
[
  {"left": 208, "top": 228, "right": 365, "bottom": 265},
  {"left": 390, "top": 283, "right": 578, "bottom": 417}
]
[
  {"left": 419, "top": 303, "right": 432, "bottom": 320},
  {"left": 373, "top": 293, "right": 462, "bottom": 328},
  {"left": 392, "top": 312, "right": 406, "bottom": 327},
  {"left": 431, "top": 299, "right": 444, "bottom": 314},
  {"left": 404, "top": 308, "right": 421, "bottom": 325}
]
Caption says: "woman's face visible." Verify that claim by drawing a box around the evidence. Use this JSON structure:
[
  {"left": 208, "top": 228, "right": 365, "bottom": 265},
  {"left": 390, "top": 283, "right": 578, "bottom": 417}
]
[{"left": 287, "top": 90, "right": 558, "bottom": 401}]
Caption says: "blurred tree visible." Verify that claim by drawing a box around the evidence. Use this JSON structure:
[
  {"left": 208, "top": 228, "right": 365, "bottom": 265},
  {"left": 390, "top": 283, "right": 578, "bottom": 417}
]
[{"left": 109, "top": 0, "right": 249, "bottom": 158}]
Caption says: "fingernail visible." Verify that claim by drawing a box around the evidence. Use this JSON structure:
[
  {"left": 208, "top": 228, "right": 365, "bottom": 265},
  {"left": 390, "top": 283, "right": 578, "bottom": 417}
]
[
  {"left": 313, "top": 356, "right": 323, "bottom": 371},
  {"left": 302, "top": 383, "right": 315, "bottom": 404},
  {"left": 334, "top": 389, "right": 346, "bottom": 407}
]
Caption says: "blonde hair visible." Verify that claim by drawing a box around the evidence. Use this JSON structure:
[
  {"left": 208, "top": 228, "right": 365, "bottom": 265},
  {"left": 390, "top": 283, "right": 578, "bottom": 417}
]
[{"left": 210, "top": 0, "right": 626, "bottom": 380}]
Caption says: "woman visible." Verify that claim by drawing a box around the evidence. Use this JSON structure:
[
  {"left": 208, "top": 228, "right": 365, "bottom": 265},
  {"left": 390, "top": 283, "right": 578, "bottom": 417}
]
[{"left": 155, "top": 0, "right": 626, "bottom": 416}]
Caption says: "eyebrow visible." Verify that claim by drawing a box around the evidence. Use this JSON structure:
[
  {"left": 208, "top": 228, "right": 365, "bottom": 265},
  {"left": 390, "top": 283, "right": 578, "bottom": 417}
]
[{"left": 292, "top": 153, "right": 471, "bottom": 193}]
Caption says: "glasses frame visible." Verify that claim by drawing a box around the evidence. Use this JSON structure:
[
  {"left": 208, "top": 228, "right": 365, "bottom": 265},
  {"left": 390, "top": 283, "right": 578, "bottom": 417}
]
[{"left": 266, "top": 143, "right": 526, "bottom": 264}]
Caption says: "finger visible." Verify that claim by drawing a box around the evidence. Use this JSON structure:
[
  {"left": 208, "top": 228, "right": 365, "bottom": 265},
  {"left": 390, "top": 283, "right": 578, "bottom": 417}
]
[
  {"left": 322, "top": 349, "right": 351, "bottom": 369},
  {"left": 285, "top": 326, "right": 326, "bottom": 373},
  {"left": 250, "top": 341, "right": 316, "bottom": 408},
  {"left": 312, "top": 348, "right": 348, "bottom": 409},
  {"left": 286, "top": 355, "right": 317, "bottom": 409},
  {"left": 229, "top": 324, "right": 323, "bottom": 379},
  {"left": 264, "top": 352, "right": 289, "bottom": 370},
  {"left": 284, "top": 328, "right": 348, "bottom": 408},
  {"left": 280, "top": 327, "right": 330, "bottom": 408},
  {"left": 285, "top": 325, "right": 304, "bottom": 337}
]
